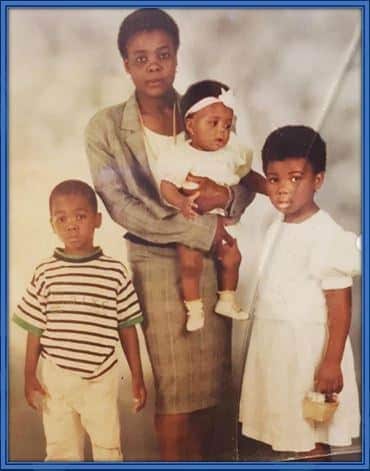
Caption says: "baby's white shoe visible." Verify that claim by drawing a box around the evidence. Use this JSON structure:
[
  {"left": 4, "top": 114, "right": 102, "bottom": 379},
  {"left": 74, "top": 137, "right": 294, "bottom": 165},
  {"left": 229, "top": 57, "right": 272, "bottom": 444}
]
[
  {"left": 215, "top": 291, "right": 249, "bottom": 320},
  {"left": 184, "top": 299, "right": 205, "bottom": 331}
]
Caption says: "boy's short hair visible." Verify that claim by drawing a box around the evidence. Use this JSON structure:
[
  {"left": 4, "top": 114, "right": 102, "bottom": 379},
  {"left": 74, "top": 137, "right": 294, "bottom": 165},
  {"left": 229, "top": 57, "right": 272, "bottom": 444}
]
[
  {"left": 49, "top": 180, "right": 98, "bottom": 214},
  {"left": 118, "top": 8, "right": 180, "bottom": 59},
  {"left": 262, "top": 125, "right": 326, "bottom": 174},
  {"left": 180, "top": 80, "right": 229, "bottom": 119}
]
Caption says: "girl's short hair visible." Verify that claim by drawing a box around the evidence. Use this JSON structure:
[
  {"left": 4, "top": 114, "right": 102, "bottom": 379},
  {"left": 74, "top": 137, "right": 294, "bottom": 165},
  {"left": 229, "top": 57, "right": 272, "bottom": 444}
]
[
  {"left": 262, "top": 125, "right": 326, "bottom": 174},
  {"left": 49, "top": 180, "right": 98, "bottom": 214},
  {"left": 180, "top": 80, "right": 229, "bottom": 119},
  {"left": 118, "top": 8, "right": 180, "bottom": 59}
]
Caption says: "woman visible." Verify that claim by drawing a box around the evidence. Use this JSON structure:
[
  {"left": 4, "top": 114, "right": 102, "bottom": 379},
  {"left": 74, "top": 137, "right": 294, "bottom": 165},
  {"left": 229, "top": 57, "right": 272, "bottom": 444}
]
[{"left": 85, "top": 8, "right": 254, "bottom": 460}]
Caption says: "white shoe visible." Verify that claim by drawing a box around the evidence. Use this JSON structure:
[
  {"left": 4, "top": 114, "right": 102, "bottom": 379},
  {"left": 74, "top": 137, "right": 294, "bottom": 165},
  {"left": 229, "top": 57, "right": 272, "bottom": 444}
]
[
  {"left": 184, "top": 299, "right": 204, "bottom": 331},
  {"left": 186, "top": 313, "right": 204, "bottom": 331},
  {"left": 215, "top": 299, "right": 249, "bottom": 320}
]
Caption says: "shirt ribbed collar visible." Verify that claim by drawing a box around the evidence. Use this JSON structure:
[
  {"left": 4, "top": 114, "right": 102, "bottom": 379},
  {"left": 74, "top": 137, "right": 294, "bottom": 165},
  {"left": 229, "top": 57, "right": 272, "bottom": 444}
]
[{"left": 54, "top": 247, "right": 103, "bottom": 263}]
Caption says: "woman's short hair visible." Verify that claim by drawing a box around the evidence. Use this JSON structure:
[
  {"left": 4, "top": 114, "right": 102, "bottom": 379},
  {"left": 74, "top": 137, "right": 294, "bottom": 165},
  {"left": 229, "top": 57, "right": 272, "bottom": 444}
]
[
  {"left": 180, "top": 80, "right": 229, "bottom": 119},
  {"left": 49, "top": 180, "right": 98, "bottom": 214},
  {"left": 261, "top": 125, "right": 326, "bottom": 174},
  {"left": 118, "top": 8, "right": 180, "bottom": 59}
]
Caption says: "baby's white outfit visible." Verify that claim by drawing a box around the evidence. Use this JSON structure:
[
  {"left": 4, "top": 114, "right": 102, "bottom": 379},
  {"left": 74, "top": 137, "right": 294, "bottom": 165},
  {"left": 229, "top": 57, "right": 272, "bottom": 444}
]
[
  {"left": 156, "top": 131, "right": 252, "bottom": 190},
  {"left": 239, "top": 210, "right": 360, "bottom": 452},
  {"left": 155, "top": 131, "right": 252, "bottom": 241}
]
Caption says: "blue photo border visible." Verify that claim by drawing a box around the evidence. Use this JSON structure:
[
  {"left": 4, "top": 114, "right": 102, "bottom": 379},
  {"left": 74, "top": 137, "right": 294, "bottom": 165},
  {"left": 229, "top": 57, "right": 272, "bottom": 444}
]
[{"left": 0, "top": 0, "right": 369, "bottom": 469}]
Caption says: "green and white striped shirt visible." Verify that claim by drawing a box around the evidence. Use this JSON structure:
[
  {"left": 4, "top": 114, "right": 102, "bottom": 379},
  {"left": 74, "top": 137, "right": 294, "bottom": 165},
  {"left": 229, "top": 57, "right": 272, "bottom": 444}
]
[{"left": 14, "top": 247, "right": 143, "bottom": 380}]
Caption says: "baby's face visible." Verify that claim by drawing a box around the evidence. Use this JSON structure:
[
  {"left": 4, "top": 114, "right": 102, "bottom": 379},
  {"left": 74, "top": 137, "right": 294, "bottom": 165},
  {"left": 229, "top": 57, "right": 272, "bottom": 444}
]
[{"left": 185, "top": 102, "right": 233, "bottom": 151}]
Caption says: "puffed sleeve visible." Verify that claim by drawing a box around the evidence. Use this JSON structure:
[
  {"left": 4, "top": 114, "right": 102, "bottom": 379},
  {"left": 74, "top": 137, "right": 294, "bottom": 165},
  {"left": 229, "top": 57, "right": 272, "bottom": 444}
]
[
  {"left": 228, "top": 132, "right": 253, "bottom": 179},
  {"left": 310, "top": 223, "right": 361, "bottom": 290}
]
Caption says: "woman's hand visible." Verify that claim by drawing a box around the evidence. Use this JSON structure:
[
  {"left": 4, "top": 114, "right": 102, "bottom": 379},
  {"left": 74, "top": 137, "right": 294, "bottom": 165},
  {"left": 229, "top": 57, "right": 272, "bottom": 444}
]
[
  {"left": 186, "top": 174, "right": 230, "bottom": 213},
  {"left": 314, "top": 359, "right": 343, "bottom": 397}
]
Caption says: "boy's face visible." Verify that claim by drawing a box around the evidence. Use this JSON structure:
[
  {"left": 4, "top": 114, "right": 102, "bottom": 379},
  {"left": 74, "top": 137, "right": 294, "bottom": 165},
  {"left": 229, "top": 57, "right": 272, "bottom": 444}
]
[
  {"left": 50, "top": 194, "right": 101, "bottom": 255},
  {"left": 265, "top": 157, "right": 324, "bottom": 223},
  {"left": 124, "top": 29, "right": 177, "bottom": 99},
  {"left": 185, "top": 102, "right": 233, "bottom": 151}
]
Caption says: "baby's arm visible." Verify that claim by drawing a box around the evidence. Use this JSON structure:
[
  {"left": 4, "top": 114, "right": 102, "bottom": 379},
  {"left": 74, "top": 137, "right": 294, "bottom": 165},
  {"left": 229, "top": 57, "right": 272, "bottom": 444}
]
[
  {"left": 24, "top": 332, "right": 47, "bottom": 409},
  {"left": 160, "top": 180, "right": 199, "bottom": 219},
  {"left": 314, "top": 287, "right": 351, "bottom": 396},
  {"left": 241, "top": 169, "right": 267, "bottom": 195},
  {"left": 119, "top": 326, "right": 147, "bottom": 412}
]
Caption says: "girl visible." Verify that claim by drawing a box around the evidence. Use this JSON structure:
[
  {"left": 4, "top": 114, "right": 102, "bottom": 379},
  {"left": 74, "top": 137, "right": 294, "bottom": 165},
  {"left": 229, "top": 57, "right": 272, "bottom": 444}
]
[
  {"left": 86, "top": 8, "right": 255, "bottom": 461},
  {"left": 158, "top": 80, "right": 266, "bottom": 331},
  {"left": 239, "top": 125, "right": 360, "bottom": 455}
]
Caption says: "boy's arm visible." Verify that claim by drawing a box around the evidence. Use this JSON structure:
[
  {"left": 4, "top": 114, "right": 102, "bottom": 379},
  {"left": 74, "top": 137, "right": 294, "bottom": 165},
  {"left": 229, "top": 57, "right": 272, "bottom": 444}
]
[
  {"left": 241, "top": 169, "right": 267, "bottom": 195},
  {"left": 160, "top": 180, "right": 199, "bottom": 219},
  {"left": 314, "top": 287, "right": 351, "bottom": 395},
  {"left": 118, "top": 326, "right": 147, "bottom": 412},
  {"left": 24, "top": 333, "right": 47, "bottom": 409}
]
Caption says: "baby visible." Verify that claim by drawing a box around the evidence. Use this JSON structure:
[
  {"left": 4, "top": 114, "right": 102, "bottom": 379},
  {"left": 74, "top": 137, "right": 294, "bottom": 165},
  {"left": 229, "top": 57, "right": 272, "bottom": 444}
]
[{"left": 158, "top": 80, "right": 266, "bottom": 331}]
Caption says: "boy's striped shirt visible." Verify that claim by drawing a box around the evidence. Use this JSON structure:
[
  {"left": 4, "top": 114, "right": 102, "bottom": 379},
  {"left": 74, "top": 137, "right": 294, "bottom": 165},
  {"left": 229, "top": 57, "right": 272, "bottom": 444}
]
[{"left": 13, "top": 247, "right": 143, "bottom": 380}]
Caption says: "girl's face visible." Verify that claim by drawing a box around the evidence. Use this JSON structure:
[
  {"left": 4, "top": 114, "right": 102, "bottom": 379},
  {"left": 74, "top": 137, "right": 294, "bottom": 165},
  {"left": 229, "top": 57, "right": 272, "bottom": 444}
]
[
  {"left": 185, "top": 102, "right": 233, "bottom": 151},
  {"left": 124, "top": 29, "right": 177, "bottom": 99},
  {"left": 265, "top": 157, "right": 324, "bottom": 223}
]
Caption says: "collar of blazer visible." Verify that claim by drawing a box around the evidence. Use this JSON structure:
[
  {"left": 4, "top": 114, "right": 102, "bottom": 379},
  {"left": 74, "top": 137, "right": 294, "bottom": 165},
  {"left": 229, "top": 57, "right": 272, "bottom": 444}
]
[
  {"left": 119, "top": 91, "right": 182, "bottom": 179},
  {"left": 120, "top": 91, "right": 182, "bottom": 131}
]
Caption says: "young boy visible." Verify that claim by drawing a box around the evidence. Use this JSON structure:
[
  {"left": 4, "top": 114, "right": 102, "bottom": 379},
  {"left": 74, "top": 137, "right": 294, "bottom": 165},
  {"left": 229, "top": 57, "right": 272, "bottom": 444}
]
[{"left": 13, "top": 179, "right": 146, "bottom": 461}]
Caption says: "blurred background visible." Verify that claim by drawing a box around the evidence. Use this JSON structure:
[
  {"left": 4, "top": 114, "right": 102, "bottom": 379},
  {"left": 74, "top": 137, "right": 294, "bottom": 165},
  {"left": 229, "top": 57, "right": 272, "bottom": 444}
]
[{"left": 8, "top": 7, "right": 361, "bottom": 462}]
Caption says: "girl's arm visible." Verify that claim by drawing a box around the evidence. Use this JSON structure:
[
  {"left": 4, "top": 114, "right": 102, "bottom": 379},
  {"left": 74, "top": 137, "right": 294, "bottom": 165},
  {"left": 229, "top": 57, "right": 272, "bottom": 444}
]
[
  {"left": 119, "top": 326, "right": 147, "bottom": 412},
  {"left": 241, "top": 169, "right": 267, "bottom": 195},
  {"left": 160, "top": 180, "right": 199, "bottom": 219},
  {"left": 314, "top": 287, "right": 352, "bottom": 395},
  {"left": 24, "top": 333, "right": 47, "bottom": 409}
]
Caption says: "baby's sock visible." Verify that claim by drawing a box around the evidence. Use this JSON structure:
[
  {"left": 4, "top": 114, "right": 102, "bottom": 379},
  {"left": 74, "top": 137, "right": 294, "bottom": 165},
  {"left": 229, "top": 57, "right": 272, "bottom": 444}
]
[
  {"left": 184, "top": 299, "right": 204, "bottom": 331},
  {"left": 215, "top": 290, "right": 248, "bottom": 320}
]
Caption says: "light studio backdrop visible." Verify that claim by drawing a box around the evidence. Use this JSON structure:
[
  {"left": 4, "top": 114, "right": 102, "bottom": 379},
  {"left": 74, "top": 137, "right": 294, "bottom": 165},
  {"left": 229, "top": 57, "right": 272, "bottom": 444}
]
[{"left": 8, "top": 7, "right": 361, "bottom": 461}]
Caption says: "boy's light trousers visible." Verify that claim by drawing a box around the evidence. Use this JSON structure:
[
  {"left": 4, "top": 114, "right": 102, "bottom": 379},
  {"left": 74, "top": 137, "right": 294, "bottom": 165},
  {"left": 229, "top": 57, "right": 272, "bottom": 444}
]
[{"left": 40, "top": 359, "right": 123, "bottom": 461}]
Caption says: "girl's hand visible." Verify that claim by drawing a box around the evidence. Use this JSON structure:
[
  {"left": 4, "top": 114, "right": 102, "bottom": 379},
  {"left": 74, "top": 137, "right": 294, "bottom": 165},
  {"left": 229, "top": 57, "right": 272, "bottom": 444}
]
[
  {"left": 180, "top": 193, "right": 200, "bottom": 219},
  {"left": 25, "top": 374, "right": 47, "bottom": 410},
  {"left": 314, "top": 359, "right": 343, "bottom": 396},
  {"left": 132, "top": 377, "right": 147, "bottom": 413}
]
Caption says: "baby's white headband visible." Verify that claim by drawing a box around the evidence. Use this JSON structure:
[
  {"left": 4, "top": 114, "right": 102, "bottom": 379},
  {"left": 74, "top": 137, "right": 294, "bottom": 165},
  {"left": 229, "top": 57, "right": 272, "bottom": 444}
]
[{"left": 184, "top": 88, "right": 237, "bottom": 118}]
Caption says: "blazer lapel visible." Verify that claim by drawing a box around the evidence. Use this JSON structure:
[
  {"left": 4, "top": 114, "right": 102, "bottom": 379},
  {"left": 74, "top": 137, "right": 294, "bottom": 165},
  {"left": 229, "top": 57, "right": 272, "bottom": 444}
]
[
  {"left": 120, "top": 92, "right": 183, "bottom": 180},
  {"left": 120, "top": 94, "right": 152, "bottom": 178}
]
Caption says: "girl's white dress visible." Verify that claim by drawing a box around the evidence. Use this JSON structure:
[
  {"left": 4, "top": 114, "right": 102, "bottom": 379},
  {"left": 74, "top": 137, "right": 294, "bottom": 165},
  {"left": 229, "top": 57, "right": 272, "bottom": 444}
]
[{"left": 239, "top": 209, "right": 361, "bottom": 452}]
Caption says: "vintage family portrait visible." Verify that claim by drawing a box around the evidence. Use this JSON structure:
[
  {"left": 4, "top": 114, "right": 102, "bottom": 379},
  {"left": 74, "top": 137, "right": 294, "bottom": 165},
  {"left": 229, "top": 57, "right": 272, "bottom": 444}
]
[{"left": 5, "top": 3, "right": 363, "bottom": 464}]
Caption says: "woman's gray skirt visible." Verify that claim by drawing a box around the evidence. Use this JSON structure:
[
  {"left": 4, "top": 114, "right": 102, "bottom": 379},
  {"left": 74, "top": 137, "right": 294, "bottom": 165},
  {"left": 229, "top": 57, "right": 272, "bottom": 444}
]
[{"left": 127, "top": 240, "right": 232, "bottom": 414}]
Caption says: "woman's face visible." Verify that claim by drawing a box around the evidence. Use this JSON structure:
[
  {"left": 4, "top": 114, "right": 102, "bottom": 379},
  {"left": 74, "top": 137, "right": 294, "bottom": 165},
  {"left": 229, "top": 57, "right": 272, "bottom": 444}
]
[{"left": 124, "top": 29, "right": 177, "bottom": 99}]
